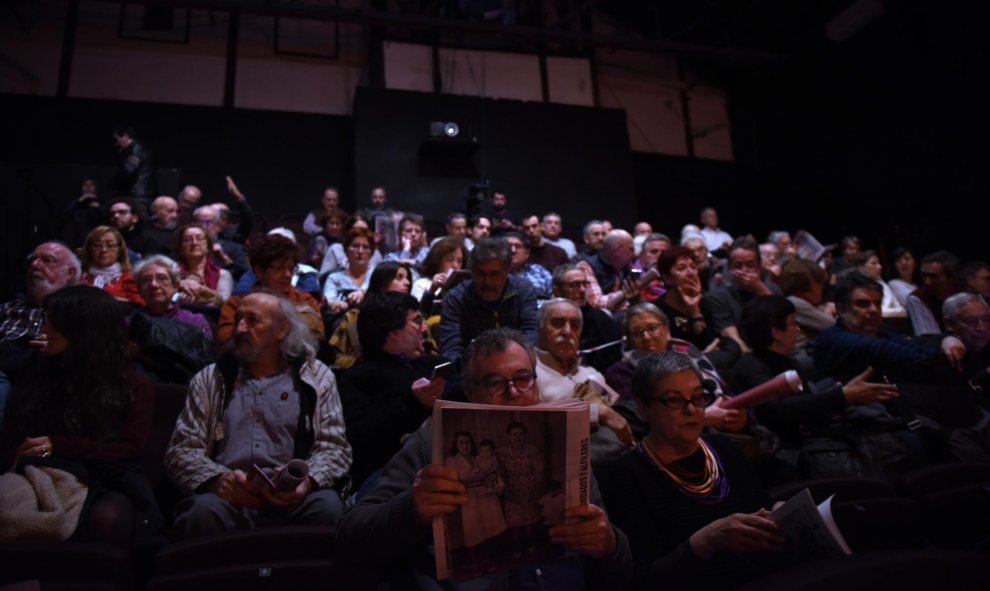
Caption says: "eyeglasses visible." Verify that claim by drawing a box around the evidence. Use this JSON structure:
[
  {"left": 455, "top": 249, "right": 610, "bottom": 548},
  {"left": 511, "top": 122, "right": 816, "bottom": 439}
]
[
  {"left": 559, "top": 281, "right": 589, "bottom": 289},
  {"left": 182, "top": 236, "right": 207, "bottom": 244},
  {"left": 475, "top": 372, "right": 536, "bottom": 398},
  {"left": 348, "top": 243, "right": 372, "bottom": 251},
  {"left": 25, "top": 254, "right": 60, "bottom": 268},
  {"left": 91, "top": 241, "right": 119, "bottom": 250},
  {"left": 959, "top": 316, "right": 990, "bottom": 329},
  {"left": 649, "top": 393, "right": 713, "bottom": 410},
  {"left": 630, "top": 324, "right": 665, "bottom": 339}
]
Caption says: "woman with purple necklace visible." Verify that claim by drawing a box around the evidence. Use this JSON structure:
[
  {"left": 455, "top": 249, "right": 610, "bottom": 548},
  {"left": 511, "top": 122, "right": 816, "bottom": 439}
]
[{"left": 600, "top": 351, "right": 788, "bottom": 590}]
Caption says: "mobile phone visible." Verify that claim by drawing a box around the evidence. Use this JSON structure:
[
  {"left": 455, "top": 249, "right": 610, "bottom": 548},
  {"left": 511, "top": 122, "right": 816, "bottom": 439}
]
[{"left": 431, "top": 361, "right": 453, "bottom": 381}]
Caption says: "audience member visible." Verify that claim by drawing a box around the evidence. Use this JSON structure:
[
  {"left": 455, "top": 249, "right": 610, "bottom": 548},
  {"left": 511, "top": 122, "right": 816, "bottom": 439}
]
[
  {"left": 654, "top": 246, "right": 719, "bottom": 352},
  {"left": 308, "top": 207, "right": 347, "bottom": 269},
  {"left": 110, "top": 125, "right": 156, "bottom": 213},
  {"left": 699, "top": 206, "right": 733, "bottom": 253},
  {"left": 906, "top": 250, "right": 960, "bottom": 335},
  {"left": 505, "top": 231, "right": 552, "bottom": 298},
  {"left": 578, "top": 219, "right": 606, "bottom": 257},
  {"left": 542, "top": 211, "right": 577, "bottom": 258},
  {"left": 336, "top": 328, "right": 632, "bottom": 589},
  {"left": 436, "top": 237, "right": 538, "bottom": 362},
  {"left": 487, "top": 189, "right": 520, "bottom": 235},
  {"left": 173, "top": 222, "right": 233, "bottom": 306},
  {"left": 193, "top": 204, "right": 249, "bottom": 279},
  {"left": 888, "top": 247, "right": 919, "bottom": 307},
  {"left": 960, "top": 261, "right": 990, "bottom": 305},
  {"left": 704, "top": 237, "right": 780, "bottom": 353},
  {"left": 848, "top": 250, "right": 906, "bottom": 318},
  {"left": 551, "top": 263, "right": 623, "bottom": 374},
  {"left": 60, "top": 179, "right": 102, "bottom": 248},
  {"left": 133, "top": 255, "right": 213, "bottom": 339},
  {"left": 176, "top": 185, "right": 202, "bottom": 225},
  {"left": 78, "top": 225, "right": 143, "bottom": 305},
  {"left": 324, "top": 227, "right": 377, "bottom": 314},
  {"left": 303, "top": 187, "right": 342, "bottom": 237},
  {"left": 145, "top": 196, "right": 179, "bottom": 255},
  {"left": 166, "top": 291, "right": 351, "bottom": 539},
  {"left": 520, "top": 214, "right": 567, "bottom": 273},
  {"left": 338, "top": 292, "right": 446, "bottom": 490},
  {"left": 468, "top": 214, "right": 492, "bottom": 244},
  {"left": 386, "top": 213, "right": 430, "bottom": 268}
]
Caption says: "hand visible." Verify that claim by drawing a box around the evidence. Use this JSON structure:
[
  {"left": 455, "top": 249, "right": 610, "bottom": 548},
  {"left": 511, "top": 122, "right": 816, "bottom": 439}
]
[
  {"left": 706, "top": 400, "right": 747, "bottom": 432},
  {"left": 327, "top": 299, "right": 350, "bottom": 314},
  {"left": 599, "top": 405, "right": 633, "bottom": 446},
  {"left": 620, "top": 276, "right": 640, "bottom": 304},
  {"left": 689, "top": 510, "right": 786, "bottom": 560},
  {"left": 258, "top": 470, "right": 313, "bottom": 509},
  {"left": 678, "top": 278, "right": 703, "bottom": 310},
  {"left": 212, "top": 243, "right": 233, "bottom": 265},
  {"left": 345, "top": 290, "right": 365, "bottom": 306},
  {"left": 411, "top": 376, "right": 446, "bottom": 409},
  {"left": 28, "top": 333, "right": 49, "bottom": 351},
  {"left": 225, "top": 175, "right": 245, "bottom": 202},
  {"left": 841, "top": 367, "right": 899, "bottom": 405},
  {"left": 431, "top": 273, "right": 448, "bottom": 292},
  {"left": 412, "top": 464, "right": 467, "bottom": 524},
  {"left": 941, "top": 336, "right": 967, "bottom": 371},
  {"left": 549, "top": 504, "right": 617, "bottom": 558},
  {"left": 214, "top": 470, "right": 265, "bottom": 509},
  {"left": 730, "top": 268, "right": 770, "bottom": 295},
  {"left": 16, "top": 436, "right": 53, "bottom": 459},
  {"left": 401, "top": 236, "right": 412, "bottom": 253}
]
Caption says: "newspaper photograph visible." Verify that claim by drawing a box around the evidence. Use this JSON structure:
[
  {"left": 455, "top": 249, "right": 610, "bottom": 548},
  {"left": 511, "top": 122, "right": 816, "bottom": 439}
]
[{"left": 431, "top": 399, "right": 591, "bottom": 581}]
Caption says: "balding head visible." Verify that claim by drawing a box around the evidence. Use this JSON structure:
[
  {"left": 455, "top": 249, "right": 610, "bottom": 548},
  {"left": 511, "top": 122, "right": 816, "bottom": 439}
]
[
  {"left": 151, "top": 196, "right": 179, "bottom": 229},
  {"left": 603, "top": 229, "right": 634, "bottom": 269},
  {"left": 178, "top": 185, "right": 202, "bottom": 214},
  {"left": 26, "top": 242, "right": 80, "bottom": 303}
]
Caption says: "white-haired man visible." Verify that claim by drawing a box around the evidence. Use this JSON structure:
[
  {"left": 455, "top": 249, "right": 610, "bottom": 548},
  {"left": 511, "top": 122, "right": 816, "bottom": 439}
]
[{"left": 165, "top": 290, "right": 352, "bottom": 539}]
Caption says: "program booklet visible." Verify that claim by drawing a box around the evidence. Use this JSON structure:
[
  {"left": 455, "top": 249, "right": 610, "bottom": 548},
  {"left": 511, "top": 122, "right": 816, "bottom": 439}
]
[
  {"left": 769, "top": 488, "right": 853, "bottom": 559},
  {"left": 431, "top": 399, "right": 591, "bottom": 581}
]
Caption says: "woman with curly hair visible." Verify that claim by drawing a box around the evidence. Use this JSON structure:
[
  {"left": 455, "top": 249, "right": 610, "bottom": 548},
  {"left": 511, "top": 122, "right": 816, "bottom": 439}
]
[
  {"left": 323, "top": 227, "right": 377, "bottom": 314},
  {"left": 78, "top": 225, "right": 143, "bottom": 304},
  {"left": 1, "top": 285, "right": 157, "bottom": 546},
  {"left": 215, "top": 233, "right": 323, "bottom": 345}
]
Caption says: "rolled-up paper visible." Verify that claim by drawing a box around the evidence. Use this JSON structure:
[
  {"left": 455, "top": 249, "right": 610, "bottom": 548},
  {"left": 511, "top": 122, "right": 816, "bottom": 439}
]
[
  {"left": 274, "top": 458, "right": 310, "bottom": 492},
  {"left": 721, "top": 370, "right": 803, "bottom": 410}
]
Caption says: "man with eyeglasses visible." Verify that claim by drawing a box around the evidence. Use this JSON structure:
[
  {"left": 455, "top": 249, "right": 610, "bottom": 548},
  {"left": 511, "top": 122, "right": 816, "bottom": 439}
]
[
  {"left": 339, "top": 292, "right": 448, "bottom": 493},
  {"left": 944, "top": 292, "right": 990, "bottom": 385},
  {"left": 551, "top": 263, "right": 624, "bottom": 374},
  {"left": 1, "top": 243, "right": 81, "bottom": 386},
  {"left": 337, "top": 328, "right": 633, "bottom": 589},
  {"left": 534, "top": 299, "right": 633, "bottom": 460},
  {"left": 106, "top": 197, "right": 154, "bottom": 257}
]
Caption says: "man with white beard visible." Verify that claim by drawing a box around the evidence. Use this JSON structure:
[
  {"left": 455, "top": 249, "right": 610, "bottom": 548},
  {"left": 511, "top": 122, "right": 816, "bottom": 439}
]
[{"left": 0, "top": 242, "right": 81, "bottom": 378}]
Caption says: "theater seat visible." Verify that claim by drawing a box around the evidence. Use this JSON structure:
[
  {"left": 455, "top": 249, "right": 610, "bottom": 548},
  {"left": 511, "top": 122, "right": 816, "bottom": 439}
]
[
  {"left": 735, "top": 548, "right": 990, "bottom": 591},
  {"left": 151, "top": 526, "right": 374, "bottom": 589},
  {"left": 0, "top": 542, "right": 132, "bottom": 591}
]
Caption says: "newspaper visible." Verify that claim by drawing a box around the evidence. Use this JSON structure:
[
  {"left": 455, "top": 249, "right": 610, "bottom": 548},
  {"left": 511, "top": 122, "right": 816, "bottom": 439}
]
[
  {"left": 769, "top": 488, "right": 852, "bottom": 559},
  {"left": 431, "top": 399, "right": 591, "bottom": 581}
]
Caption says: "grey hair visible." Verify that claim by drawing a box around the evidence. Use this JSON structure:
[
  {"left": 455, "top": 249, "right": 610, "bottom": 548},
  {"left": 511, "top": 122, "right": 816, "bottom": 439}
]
[
  {"left": 645, "top": 233, "right": 671, "bottom": 245},
  {"left": 552, "top": 262, "right": 583, "bottom": 286},
  {"left": 943, "top": 292, "right": 990, "bottom": 320},
  {"left": 537, "top": 298, "right": 583, "bottom": 332},
  {"left": 680, "top": 232, "right": 705, "bottom": 246},
  {"left": 462, "top": 328, "right": 535, "bottom": 390},
  {"left": 134, "top": 255, "right": 181, "bottom": 286},
  {"left": 623, "top": 302, "right": 669, "bottom": 336},
  {"left": 631, "top": 351, "right": 703, "bottom": 404},
  {"left": 767, "top": 230, "right": 790, "bottom": 244},
  {"left": 274, "top": 294, "right": 318, "bottom": 361},
  {"left": 543, "top": 211, "right": 562, "bottom": 223},
  {"left": 582, "top": 219, "right": 603, "bottom": 235},
  {"left": 471, "top": 237, "right": 511, "bottom": 270}
]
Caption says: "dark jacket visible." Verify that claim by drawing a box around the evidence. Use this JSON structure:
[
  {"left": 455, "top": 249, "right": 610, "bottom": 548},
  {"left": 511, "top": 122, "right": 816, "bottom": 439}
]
[{"left": 436, "top": 276, "right": 538, "bottom": 361}]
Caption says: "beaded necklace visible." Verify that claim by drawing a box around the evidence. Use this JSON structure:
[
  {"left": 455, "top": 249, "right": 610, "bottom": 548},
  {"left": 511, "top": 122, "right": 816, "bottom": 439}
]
[{"left": 638, "top": 437, "right": 729, "bottom": 505}]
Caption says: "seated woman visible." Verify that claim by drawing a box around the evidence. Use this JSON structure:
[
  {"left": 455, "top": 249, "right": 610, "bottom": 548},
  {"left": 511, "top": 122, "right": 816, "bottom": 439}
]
[
  {"left": 319, "top": 214, "right": 383, "bottom": 279},
  {"left": 888, "top": 247, "right": 918, "bottom": 307},
  {"left": 308, "top": 206, "right": 346, "bottom": 269},
  {"left": 601, "top": 351, "right": 785, "bottom": 590},
  {"left": 848, "top": 250, "right": 907, "bottom": 318},
  {"left": 216, "top": 233, "right": 324, "bottom": 345},
  {"left": 775, "top": 258, "right": 835, "bottom": 372},
  {"left": 78, "top": 225, "right": 143, "bottom": 305},
  {"left": 605, "top": 302, "right": 747, "bottom": 435},
  {"left": 323, "top": 227, "right": 377, "bottom": 315},
  {"left": 172, "top": 223, "right": 233, "bottom": 307},
  {"left": 133, "top": 255, "right": 213, "bottom": 339},
  {"left": 0, "top": 286, "right": 157, "bottom": 547},
  {"left": 411, "top": 237, "right": 469, "bottom": 312},
  {"left": 328, "top": 260, "right": 420, "bottom": 368},
  {"left": 654, "top": 246, "right": 719, "bottom": 352}
]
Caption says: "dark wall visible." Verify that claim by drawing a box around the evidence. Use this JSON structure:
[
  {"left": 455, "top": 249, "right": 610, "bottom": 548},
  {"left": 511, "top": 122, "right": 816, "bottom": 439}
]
[
  {"left": 352, "top": 87, "right": 636, "bottom": 236},
  {"left": 0, "top": 94, "right": 353, "bottom": 296}
]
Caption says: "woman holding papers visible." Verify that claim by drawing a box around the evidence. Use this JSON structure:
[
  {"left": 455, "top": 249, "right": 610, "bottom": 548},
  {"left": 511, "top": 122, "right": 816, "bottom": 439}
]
[{"left": 601, "top": 351, "right": 787, "bottom": 590}]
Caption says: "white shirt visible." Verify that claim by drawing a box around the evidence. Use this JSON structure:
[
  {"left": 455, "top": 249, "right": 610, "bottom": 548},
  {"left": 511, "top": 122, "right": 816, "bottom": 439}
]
[{"left": 700, "top": 227, "right": 733, "bottom": 252}]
